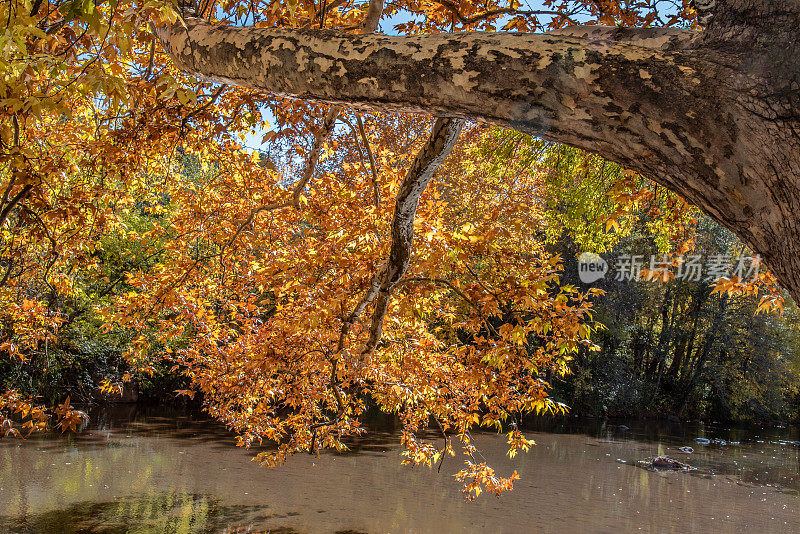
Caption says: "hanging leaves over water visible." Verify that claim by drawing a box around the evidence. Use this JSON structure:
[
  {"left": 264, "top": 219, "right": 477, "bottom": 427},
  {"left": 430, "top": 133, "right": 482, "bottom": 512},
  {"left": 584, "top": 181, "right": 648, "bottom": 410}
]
[{"left": 1, "top": 0, "right": 786, "bottom": 498}]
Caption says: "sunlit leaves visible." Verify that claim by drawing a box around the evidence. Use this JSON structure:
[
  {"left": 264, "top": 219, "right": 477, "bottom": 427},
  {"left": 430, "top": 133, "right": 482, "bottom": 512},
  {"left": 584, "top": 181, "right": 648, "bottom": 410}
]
[
  {"left": 1, "top": 0, "right": 702, "bottom": 499},
  {"left": 454, "top": 461, "right": 519, "bottom": 500},
  {"left": 52, "top": 395, "right": 88, "bottom": 432},
  {"left": 0, "top": 390, "right": 50, "bottom": 437}
]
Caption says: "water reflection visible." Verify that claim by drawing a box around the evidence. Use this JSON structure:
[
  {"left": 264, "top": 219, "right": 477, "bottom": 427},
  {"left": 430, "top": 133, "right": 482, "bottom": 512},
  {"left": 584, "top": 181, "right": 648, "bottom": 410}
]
[
  {"left": 521, "top": 416, "right": 800, "bottom": 491},
  {"left": 0, "top": 493, "right": 278, "bottom": 533},
  {"left": 0, "top": 408, "right": 798, "bottom": 533}
]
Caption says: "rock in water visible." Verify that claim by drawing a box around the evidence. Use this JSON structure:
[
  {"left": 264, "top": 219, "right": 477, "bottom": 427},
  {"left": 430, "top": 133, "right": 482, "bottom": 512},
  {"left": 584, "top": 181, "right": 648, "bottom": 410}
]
[{"left": 650, "top": 456, "right": 693, "bottom": 470}]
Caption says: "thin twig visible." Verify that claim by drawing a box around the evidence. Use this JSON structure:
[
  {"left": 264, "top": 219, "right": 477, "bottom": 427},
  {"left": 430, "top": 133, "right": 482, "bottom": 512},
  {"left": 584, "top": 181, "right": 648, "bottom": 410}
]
[
  {"left": 221, "top": 106, "right": 340, "bottom": 256},
  {"left": 180, "top": 85, "right": 227, "bottom": 134},
  {"left": 355, "top": 114, "right": 380, "bottom": 209},
  {"left": 431, "top": 0, "right": 576, "bottom": 26}
]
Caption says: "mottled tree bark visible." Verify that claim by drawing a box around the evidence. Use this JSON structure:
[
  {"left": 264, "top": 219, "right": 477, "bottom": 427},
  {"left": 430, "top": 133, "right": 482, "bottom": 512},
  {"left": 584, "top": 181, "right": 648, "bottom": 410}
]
[
  {"left": 361, "top": 117, "right": 464, "bottom": 356},
  {"left": 155, "top": 0, "right": 800, "bottom": 299}
]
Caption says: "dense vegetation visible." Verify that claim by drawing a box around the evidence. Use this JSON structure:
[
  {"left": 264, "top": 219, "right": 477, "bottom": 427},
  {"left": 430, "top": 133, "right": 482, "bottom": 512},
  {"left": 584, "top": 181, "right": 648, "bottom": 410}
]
[
  {"left": 482, "top": 135, "right": 800, "bottom": 425},
  {"left": 2, "top": 130, "right": 796, "bottom": 425},
  {"left": 2, "top": 0, "right": 798, "bottom": 498},
  {"left": 555, "top": 221, "right": 800, "bottom": 424}
]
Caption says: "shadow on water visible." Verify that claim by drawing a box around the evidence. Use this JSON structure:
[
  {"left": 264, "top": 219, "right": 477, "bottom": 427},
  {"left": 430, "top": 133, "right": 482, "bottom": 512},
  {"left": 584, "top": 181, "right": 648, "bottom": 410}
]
[
  {"left": 521, "top": 413, "right": 800, "bottom": 445},
  {"left": 22, "top": 405, "right": 416, "bottom": 465},
  {"left": 21, "top": 405, "right": 243, "bottom": 455}
]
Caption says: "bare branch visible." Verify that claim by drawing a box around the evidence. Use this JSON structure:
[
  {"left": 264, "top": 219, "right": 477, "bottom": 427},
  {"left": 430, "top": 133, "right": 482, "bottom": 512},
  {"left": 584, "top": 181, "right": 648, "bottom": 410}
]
[
  {"left": 223, "top": 105, "right": 340, "bottom": 252},
  {"left": 355, "top": 114, "right": 380, "bottom": 208},
  {"left": 180, "top": 85, "right": 227, "bottom": 134}
]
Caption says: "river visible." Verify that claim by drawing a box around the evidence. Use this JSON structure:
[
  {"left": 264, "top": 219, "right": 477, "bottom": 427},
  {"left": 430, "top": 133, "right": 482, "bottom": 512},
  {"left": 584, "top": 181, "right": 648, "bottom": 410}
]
[{"left": 0, "top": 407, "right": 798, "bottom": 533}]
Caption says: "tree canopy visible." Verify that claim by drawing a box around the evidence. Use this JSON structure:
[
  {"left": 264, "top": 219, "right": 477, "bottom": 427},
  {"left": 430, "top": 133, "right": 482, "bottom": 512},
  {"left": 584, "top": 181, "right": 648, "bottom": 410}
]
[{"left": 2, "top": 0, "right": 798, "bottom": 497}]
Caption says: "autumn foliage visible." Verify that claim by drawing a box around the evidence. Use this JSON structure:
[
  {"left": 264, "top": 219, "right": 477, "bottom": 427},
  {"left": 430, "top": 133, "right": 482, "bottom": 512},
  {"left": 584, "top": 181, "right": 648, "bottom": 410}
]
[{"left": 0, "top": 0, "right": 786, "bottom": 497}]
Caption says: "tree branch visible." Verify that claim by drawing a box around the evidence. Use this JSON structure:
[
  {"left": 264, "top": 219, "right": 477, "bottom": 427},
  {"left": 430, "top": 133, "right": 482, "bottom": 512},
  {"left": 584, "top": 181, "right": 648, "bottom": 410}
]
[
  {"left": 360, "top": 0, "right": 384, "bottom": 33},
  {"left": 222, "top": 105, "right": 340, "bottom": 253},
  {"left": 180, "top": 85, "right": 227, "bottom": 134},
  {"left": 153, "top": 19, "right": 725, "bottom": 224},
  {"left": 355, "top": 114, "right": 380, "bottom": 208},
  {"left": 153, "top": 13, "right": 800, "bottom": 301},
  {"left": 691, "top": 0, "right": 717, "bottom": 26},
  {"left": 431, "top": 0, "right": 576, "bottom": 26},
  {"left": 0, "top": 184, "right": 34, "bottom": 229},
  {"left": 360, "top": 117, "right": 464, "bottom": 357}
]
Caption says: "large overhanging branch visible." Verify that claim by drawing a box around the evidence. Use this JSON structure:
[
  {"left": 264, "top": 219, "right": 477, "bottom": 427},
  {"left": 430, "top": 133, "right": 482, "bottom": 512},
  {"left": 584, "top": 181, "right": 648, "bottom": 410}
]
[
  {"left": 153, "top": 17, "right": 740, "bottom": 233},
  {"left": 154, "top": 18, "right": 703, "bottom": 130},
  {"left": 154, "top": 7, "right": 800, "bottom": 299},
  {"left": 153, "top": 17, "right": 722, "bottom": 205}
]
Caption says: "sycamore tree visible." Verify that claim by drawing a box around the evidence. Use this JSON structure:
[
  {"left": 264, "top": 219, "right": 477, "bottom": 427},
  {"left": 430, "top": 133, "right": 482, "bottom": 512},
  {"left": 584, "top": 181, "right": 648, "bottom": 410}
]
[
  {"left": 0, "top": 0, "right": 794, "bottom": 497},
  {"left": 155, "top": 0, "right": 800, "bottom": 298}
]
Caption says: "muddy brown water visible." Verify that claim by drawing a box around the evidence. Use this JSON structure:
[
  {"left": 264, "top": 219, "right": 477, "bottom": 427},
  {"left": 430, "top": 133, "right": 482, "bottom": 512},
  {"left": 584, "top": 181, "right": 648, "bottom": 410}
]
[{"left": 0, "top": 408, "right": 798, "bottom": 533}]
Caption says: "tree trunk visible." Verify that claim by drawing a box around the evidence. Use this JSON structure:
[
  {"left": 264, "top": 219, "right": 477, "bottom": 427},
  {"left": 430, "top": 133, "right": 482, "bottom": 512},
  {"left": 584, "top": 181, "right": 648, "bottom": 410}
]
[
  {"left": 647, "top": 286, "right": 672, "bottom": 376},
  {"left": 678, "top": 293, "right": 729, "bottom": 414},
  {"left": 155, "top": 1, "right": 800, "bottom": 298},
  {"left": 667, "top": 332, "right": 687, "bottom": 379},
  {"left": 678, "top": 284, "right": 711, "bottom": 380}
]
